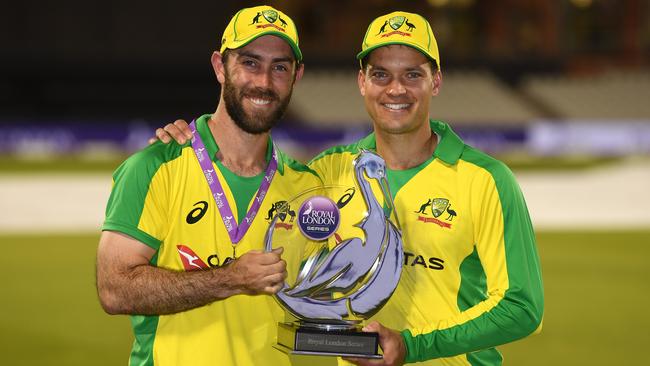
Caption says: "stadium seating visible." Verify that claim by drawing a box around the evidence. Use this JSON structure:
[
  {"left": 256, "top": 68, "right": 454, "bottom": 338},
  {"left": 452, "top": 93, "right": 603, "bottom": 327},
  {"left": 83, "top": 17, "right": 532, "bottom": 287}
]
[{"left": 522, "top": 70, "right": 650, "bottom": 119}]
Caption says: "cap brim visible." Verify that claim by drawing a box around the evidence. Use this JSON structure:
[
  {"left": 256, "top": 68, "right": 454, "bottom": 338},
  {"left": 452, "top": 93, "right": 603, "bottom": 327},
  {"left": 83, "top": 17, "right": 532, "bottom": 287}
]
[
  {"left": 224, "top": 31, "right": 303, "bottom": 62},
  {"left": 356, "top": 41, "right": 437, "bottom": 66}
]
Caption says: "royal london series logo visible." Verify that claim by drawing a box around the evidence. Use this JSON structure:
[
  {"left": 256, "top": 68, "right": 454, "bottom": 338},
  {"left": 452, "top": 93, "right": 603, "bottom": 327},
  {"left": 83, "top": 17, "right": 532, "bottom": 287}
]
[
  {"left": 297, "top": 196, "right": 340, "bottom": 241},
  {"left": 414, "top": 197, "right": 457, "bottom": 229},
  {"left": 377, "top": 15, "right": 417, "bottom": 38},
  {"left": 265, "top": 188, "right": 355, "bottom": 233}
]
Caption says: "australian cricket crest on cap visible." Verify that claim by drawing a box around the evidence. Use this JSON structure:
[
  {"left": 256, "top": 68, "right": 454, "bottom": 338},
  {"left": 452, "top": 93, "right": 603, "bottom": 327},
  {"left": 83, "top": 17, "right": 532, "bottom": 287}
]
[
  {"left": 380, "top": 16, "right": 416, "bottom": 38},
  {"left": 389, "top": 16, "right": 405, "bottom": 30},
  {"left": 250, "top": 8, "right": 286, "bottom": 32},
  {"left": 262, "top": 9, "right": 278, "bottom": 23}
]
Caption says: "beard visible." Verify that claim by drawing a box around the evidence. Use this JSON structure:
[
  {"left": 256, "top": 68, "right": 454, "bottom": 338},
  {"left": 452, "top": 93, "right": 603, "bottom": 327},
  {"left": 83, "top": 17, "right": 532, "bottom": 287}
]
[{"left": 222, "top": 72, "right": 293, "bottom": 135}]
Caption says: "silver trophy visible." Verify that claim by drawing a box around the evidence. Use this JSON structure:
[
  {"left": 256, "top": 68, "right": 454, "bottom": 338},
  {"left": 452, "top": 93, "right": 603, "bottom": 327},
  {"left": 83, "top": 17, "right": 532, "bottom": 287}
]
[{"left": 264, "top": 150, "right": 403, "bottom": 358}]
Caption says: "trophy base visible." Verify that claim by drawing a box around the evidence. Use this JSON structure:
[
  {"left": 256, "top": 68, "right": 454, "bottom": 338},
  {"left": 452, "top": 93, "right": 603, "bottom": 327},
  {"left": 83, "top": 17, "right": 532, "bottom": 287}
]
[{"left": 275, "top": 321, "right": 382, "bottom": 359}]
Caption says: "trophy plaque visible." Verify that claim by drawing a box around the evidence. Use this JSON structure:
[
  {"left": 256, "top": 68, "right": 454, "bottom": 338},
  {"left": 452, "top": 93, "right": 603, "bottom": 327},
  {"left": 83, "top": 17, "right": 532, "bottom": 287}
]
[{"left": 264, "top": 150, "right": 403, "bottom": 358}]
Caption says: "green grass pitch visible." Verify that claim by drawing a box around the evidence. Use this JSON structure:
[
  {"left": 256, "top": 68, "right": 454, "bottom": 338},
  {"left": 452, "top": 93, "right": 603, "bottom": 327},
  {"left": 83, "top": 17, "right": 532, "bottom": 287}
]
[{"left": 0, "top": 231, "right": 648, "bottom": 365}]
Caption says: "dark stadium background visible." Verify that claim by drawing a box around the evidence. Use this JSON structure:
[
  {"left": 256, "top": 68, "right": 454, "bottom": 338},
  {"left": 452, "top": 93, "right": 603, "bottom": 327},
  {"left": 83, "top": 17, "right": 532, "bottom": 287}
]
[{"left": 1, "top": 1, "right": 648, "bottom": 365}]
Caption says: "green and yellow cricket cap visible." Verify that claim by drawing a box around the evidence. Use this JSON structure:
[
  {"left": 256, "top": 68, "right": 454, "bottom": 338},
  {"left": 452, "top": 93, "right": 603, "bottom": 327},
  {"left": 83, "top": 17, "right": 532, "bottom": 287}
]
[
  {"left": 357, "top": 11, "right": 440, "bottom": 70},
  {"left": 220, "top": 5, "right": 302, "bottom": 62}
]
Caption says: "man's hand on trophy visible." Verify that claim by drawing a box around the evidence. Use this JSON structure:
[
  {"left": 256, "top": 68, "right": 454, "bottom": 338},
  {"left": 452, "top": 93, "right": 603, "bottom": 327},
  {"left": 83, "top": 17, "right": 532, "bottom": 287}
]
[
  {"left": 148, "top": 119, "right": 193, "bottom": 145},
  {"left": 228, "top": 247, "right": 287, "bottom": 295},
  {"left": 343, "top": 321, "right": 406, "bottom": 366}
]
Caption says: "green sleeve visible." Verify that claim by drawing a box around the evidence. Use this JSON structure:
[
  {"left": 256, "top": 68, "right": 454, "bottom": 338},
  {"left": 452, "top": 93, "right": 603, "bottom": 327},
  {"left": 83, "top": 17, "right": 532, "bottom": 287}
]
[
  {"left": 403, "top": 154, "right": 544, "bottom": 363},
  {"left": 102, "top": 142, "right": 183, "bottom": 250}
]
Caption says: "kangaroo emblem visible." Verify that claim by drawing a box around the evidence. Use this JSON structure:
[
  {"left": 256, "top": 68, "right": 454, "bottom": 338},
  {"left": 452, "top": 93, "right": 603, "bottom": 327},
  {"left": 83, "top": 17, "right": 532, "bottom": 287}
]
[
  {"left": 250, "top": 12, "right": 261, "bottom": 25},
  {"left": 415, "top": 199, "right": 432, "bottom": 214}
]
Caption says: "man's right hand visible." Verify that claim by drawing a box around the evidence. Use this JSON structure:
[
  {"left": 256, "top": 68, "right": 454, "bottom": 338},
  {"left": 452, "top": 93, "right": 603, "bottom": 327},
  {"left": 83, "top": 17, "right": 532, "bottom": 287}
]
[
  {"left": 97, "top": 232, "right": 288, "bottom": 315},
  {"left": 149, "top": 119, "right": 193, "bottom": 145},
  {"left": 228, "top": 247, "right": 287, "bottom": 295}
]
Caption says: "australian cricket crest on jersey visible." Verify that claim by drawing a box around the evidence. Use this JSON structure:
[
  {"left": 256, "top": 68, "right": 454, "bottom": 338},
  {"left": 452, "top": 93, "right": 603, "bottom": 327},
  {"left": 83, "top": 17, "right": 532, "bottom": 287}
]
[
  {"left": 431, "top": 198, "right": 449, "bottom": 218},
  {"left": 414, "top": 197, "right": 456, "bottom": 229},
  {"left": 266, "top": 200, "right": 296, "bottom": 230}
]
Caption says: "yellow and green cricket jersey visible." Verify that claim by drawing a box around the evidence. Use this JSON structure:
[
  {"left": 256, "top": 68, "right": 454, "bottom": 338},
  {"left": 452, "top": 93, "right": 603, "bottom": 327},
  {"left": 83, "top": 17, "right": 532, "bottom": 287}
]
[
  {"left": 102, "top": 115, "right": 331, "bottom": 366},
  {"left": 308, "top": 120, "right": 544, "bottom": 366}
]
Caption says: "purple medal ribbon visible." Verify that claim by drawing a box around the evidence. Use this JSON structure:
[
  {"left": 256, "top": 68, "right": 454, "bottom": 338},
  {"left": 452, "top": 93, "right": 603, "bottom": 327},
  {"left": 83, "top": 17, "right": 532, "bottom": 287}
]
[{"left": 189, "top": 120, "right": 278, "bottom": 244}]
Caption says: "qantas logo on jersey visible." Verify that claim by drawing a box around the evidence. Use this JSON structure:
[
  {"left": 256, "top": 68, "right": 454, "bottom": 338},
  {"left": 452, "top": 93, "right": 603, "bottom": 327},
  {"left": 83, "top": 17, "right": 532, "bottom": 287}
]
[
  {"left": 177, "top": 245, "right": 230, "bottom": 269},
  {"left": 177, "top": 245, "right": 209, "bottom": 270},
  {"left": 404, "top": 251, "right": 445, "bottom": 270},
  {"left": 413, "top": 197, "right": 457, "bottom": 228}
]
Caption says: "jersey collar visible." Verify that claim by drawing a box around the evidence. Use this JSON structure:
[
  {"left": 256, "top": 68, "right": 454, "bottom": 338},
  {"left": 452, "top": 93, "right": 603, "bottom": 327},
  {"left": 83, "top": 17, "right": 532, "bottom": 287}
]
[
  {"left": 194, "top": 114, "right": 285, "bottom": 174},
  {"left": 355, "top": 119, "right": 465, "bottom": 165}
]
